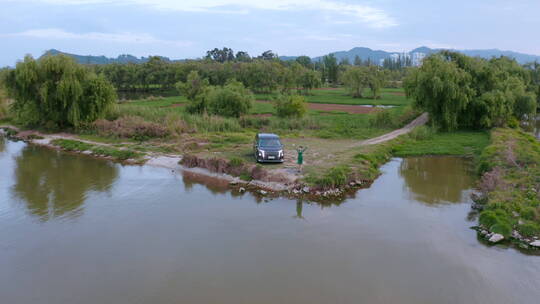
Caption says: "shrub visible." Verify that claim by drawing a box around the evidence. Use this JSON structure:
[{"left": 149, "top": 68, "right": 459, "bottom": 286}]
[
  {"left": 229, "top": 157, "right": 244, "bottom": 167},
  {"left": 490, "top": 222, "right": 512, "bottom": 237},
  {"left": 517, "top": 222, "right": 540, "bottom": 237},
  {"left": 308, "top": 165, "right": 351, "bottom": 189},
  {"left": 273, "top": 94, "right": 307, "bottom": 118},
  {"left": 206, "top": 81, "right": 253, "bottom": 118},
  {"left": 479, "top": 210, "right": 499, "bottom": 228},
  {"left": 408, "top": 126, "right": 434, "bottom": 140}
]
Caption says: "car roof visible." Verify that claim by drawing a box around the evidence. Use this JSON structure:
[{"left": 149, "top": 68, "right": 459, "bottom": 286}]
[{"left": 257, "top": 133, "right": 280, "bottom": 138}]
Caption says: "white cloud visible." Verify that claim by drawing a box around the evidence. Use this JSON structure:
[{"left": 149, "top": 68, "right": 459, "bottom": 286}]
[
  {"left": 8, "top": 0, "right": 397, "bottom": 28},
  {"left": 3, "top": 28, "right": 192, "bottom": 47}
]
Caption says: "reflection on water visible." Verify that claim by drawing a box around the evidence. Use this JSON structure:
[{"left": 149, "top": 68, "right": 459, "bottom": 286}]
[
  {"left": 2, "top": 140, "right": 540, "bottom": 304},
  {"left": 400, "top": 157, "right": 475, "bottom": 205},
  {"left": 11, "top": 145, "right": 118, "bottom": 221}
]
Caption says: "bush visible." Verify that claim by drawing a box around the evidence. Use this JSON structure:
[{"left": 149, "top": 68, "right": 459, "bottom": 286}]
[
  {"left": 206, "top": 81, "right": 253, "bottom": 118},
  {"left": 308, "top": 165, "right": 351, "bottom": 189},
  {"left": 273, "top": 94, "right": 307, "bottom": 118},
  {"left": 408, "top": 126, "right": 434, "bottom": 140},
  {"left": 517, "top": 222, "right": 540, "bottom": 237},
  {"left": 490, "top": 222, "right": 512, "bottom": 237},
  {"left": 479, "top": 210, "right": 499, "bottom": 228}
]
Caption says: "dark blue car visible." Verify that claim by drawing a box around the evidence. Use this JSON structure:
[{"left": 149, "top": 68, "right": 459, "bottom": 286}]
[{"left": 253, "top": 133, "right": 284, "bottom": 163}]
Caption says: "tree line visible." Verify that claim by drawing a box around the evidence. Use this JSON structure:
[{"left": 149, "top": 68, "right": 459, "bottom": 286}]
[
  {"left": 405, "top": 51, "right": 539, "bottom": 131},
  {"left": 88, "top": 47, "right": 408, "bottom": 95}
]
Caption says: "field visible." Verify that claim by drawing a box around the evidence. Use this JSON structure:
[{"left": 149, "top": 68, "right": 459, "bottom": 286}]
[{"left": 106, "top": 87, "right": 416, "bottom": 176}]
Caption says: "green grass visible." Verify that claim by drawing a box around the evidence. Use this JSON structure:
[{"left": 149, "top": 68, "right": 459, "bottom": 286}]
[
  {"left": 123, "top": 95, "right": 188, "bottom": 107},
  {"left": 393, "top": 130, "right": 490, "bottom": 157},
  {"left": 51, "top": 139, "right": 141, "bottom": 160},
  {"left": 255, "top": 88, "right": 409, "bottom": 106},
  {"left": 474, "top": 128, "right": 540, "bottom": 242}
]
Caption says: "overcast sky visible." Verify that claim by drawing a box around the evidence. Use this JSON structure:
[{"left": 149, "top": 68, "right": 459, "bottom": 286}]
[{"left": 1, "top": 0, "right": 539, "bottom": 66}]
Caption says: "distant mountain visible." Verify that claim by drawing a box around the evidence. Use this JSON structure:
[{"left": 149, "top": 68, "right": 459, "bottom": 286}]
[
  {"left": 40, "top": 49, "right": 172, "bottom": 64},
  {"left": 281, "top": 46, "right": 540, "bottom": 65},
  {"left": 43, "top": 46, "right": 540, "bottom": 66}
]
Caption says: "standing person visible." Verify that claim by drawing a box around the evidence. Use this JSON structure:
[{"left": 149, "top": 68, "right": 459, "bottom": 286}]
[{"left": 296, "top": 145, "right": 307, "bottom": 172}]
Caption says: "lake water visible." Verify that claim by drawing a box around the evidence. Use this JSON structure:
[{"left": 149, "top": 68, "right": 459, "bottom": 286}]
[{"left": 1, "top": 137, "right": 539, "bottom": 304}]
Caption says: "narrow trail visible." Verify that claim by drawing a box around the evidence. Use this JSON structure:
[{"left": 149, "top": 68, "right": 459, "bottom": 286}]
[{"left": 351, "top": 112, "right": 429, "bottom": 147}]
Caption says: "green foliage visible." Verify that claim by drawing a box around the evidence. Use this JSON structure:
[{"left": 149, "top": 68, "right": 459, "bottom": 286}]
[
  {"left": 342, "top": 66, "right": 385, "bottom": 99},
  {"left": 342, "top": 66, "right": 368, "bottom": 98},
  {"left": 405, "top": 52, "right": 537, "bottom": 130},
  {"left": 51, "top": 139, "right": 93, "bottom": 151},
  {"left": 514, "top": 92, "right": 537, "bottom": 120},
  {"left": 322, "top": 54, "right": 339, "bottom": 84},
  {"left": 479, "top": 210, "right": 499, "bottom": 228},
  {"left": 175, "top": 70, "right": 209, "bottom": 114},
  {"left": 517, "top": 222, "right": 540, "bottom": 237},
  {"left": 490, "top": 222, "right": 512, "bottom": 237},
  {"left": 476, "top": 128, "right": 540, "bottom": 239},
  {"left": 273, "top": 94, "right": 307, "bottom": 118},
  {"left": 228, "top": 157, "right": 244, "bottom": 167},
  {"left": 307, "top": 165, "right": 351, "bottom": 189},
  {"left": 51, "top": 138, "right": 140, "bottom": 160},
  {"left": 206, "top": 81, "right": 254, "bottom": 117},
  {"left": 5, "top": 55, "right": 116, "bottom": 128}
]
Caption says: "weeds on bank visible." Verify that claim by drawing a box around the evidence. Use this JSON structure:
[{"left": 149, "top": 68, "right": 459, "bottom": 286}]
[
  {"left": 475, "top": 128, "right": 540, "bottom": 238},
  {"left": 51, "top": 139, "right": 141, "bottom": 160}
]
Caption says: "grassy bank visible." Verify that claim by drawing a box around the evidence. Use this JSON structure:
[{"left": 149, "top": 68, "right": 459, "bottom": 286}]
[
  {"left": 475, "top": 128, "right": 540, "bottom": 241},
  {"left": 51, "top": 139, "right": 142, "bottom": 161},
  {"left": 305, "top": 127, "right": 491, "bottom": 189}
]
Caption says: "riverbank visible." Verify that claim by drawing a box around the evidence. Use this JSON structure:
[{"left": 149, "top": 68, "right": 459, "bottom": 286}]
[
  {"left": 472, "top": 128, "right": 540, "bottom": 250},
  {"left": 1, "top": 115, "right": 428, "bottom": 199}
]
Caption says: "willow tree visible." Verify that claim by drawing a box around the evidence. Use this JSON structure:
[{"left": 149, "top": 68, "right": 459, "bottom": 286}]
[
  {"left": 341, "top": 66, "right": 369, "bottom": 98},
  {"left": 5, "top": 54, "right": 116, "bottom": 128},
  {"left": 404, "top": 55, "right": 474, "bottom": 131}
]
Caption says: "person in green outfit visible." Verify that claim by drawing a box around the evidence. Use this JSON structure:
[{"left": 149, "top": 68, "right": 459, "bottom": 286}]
[{"left": 296, "top": 145, "right": 307, "bottom": 171}]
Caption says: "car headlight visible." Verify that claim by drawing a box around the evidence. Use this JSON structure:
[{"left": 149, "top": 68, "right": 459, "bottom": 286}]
[
  {"left": 278, "top": 150, "right": 283, "bottom": 157},
  {"left": 259, "top": 150, "right": 265, "bottom": 157}
]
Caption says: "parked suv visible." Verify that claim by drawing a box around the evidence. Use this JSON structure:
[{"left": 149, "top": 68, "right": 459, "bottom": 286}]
[{"left": 254, "top": 133, "right": 284, "bottom": 163}]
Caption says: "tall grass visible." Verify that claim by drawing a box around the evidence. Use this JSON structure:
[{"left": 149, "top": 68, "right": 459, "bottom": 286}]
[{"left": 112, "top": 105, "right": 243, "bottom": 133}]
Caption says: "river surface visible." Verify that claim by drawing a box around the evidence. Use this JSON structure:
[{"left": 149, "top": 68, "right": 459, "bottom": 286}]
[{"left": 1, "top": 138, "right": 539, "bottom": 304}]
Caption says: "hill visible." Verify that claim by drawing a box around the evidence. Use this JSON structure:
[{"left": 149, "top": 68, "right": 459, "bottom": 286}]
[
  {"left": 40, "top": 49, "right": 171, "bottom": 64},
  {"left": 282, "top": 46, "right": 540, "bottom": 65}
]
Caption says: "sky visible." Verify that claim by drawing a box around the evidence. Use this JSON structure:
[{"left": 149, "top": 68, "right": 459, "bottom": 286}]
[{"left": 1, "top": 0, "right": 539, "bottom": 66}]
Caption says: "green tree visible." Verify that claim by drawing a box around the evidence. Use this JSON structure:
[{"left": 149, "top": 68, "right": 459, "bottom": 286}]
[
  {"left": 404, "top": 54, "right": 474, "bottom": 131},
  {"left": 206, "top": 81, "right": 254, "bottom": 117},
  {"left": 5, "top": 55, "right": 116, "bottom": 128},
  {"left": 323, "top": 54, "right": 339, "bottom": 84},
  {"left": 299, "top": 69, "right": 322, "bottom": 95},
  {"left": 273, "top": 94, "right": 307, "bottom": 118},
  {"left": 341, "top": 66, "right": 369, "bottom": 98},
  {"left": 295, "top": 56, "right": 312, "bottom": 68},
  {"left": 175, "top": 70, "right": 209, "bottom": 100}
]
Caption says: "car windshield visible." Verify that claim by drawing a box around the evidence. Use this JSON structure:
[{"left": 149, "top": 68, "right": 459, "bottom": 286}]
[{"left": 259, "top": 138, "right": 281, "bottom": 147}]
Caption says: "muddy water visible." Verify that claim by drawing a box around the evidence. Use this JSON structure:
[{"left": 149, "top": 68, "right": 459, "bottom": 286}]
[{"left": 1, "top": 139, "right": 539, "bottom": 304}]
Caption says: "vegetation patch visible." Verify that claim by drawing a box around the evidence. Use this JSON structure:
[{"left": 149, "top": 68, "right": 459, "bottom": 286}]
[
  {"left": 393, "top": 129, "right": 490, "bottom": 157},
  {"left": 474, "top": 128, "right": 540, "bottom": 245},
  {"left": 51, "top": 139, "right": 141, "bottom": 160}
]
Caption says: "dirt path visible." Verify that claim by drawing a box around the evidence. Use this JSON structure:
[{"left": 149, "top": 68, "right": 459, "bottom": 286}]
[{"left": 352, "top": 112, "right": 429, "bottom": 147}]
